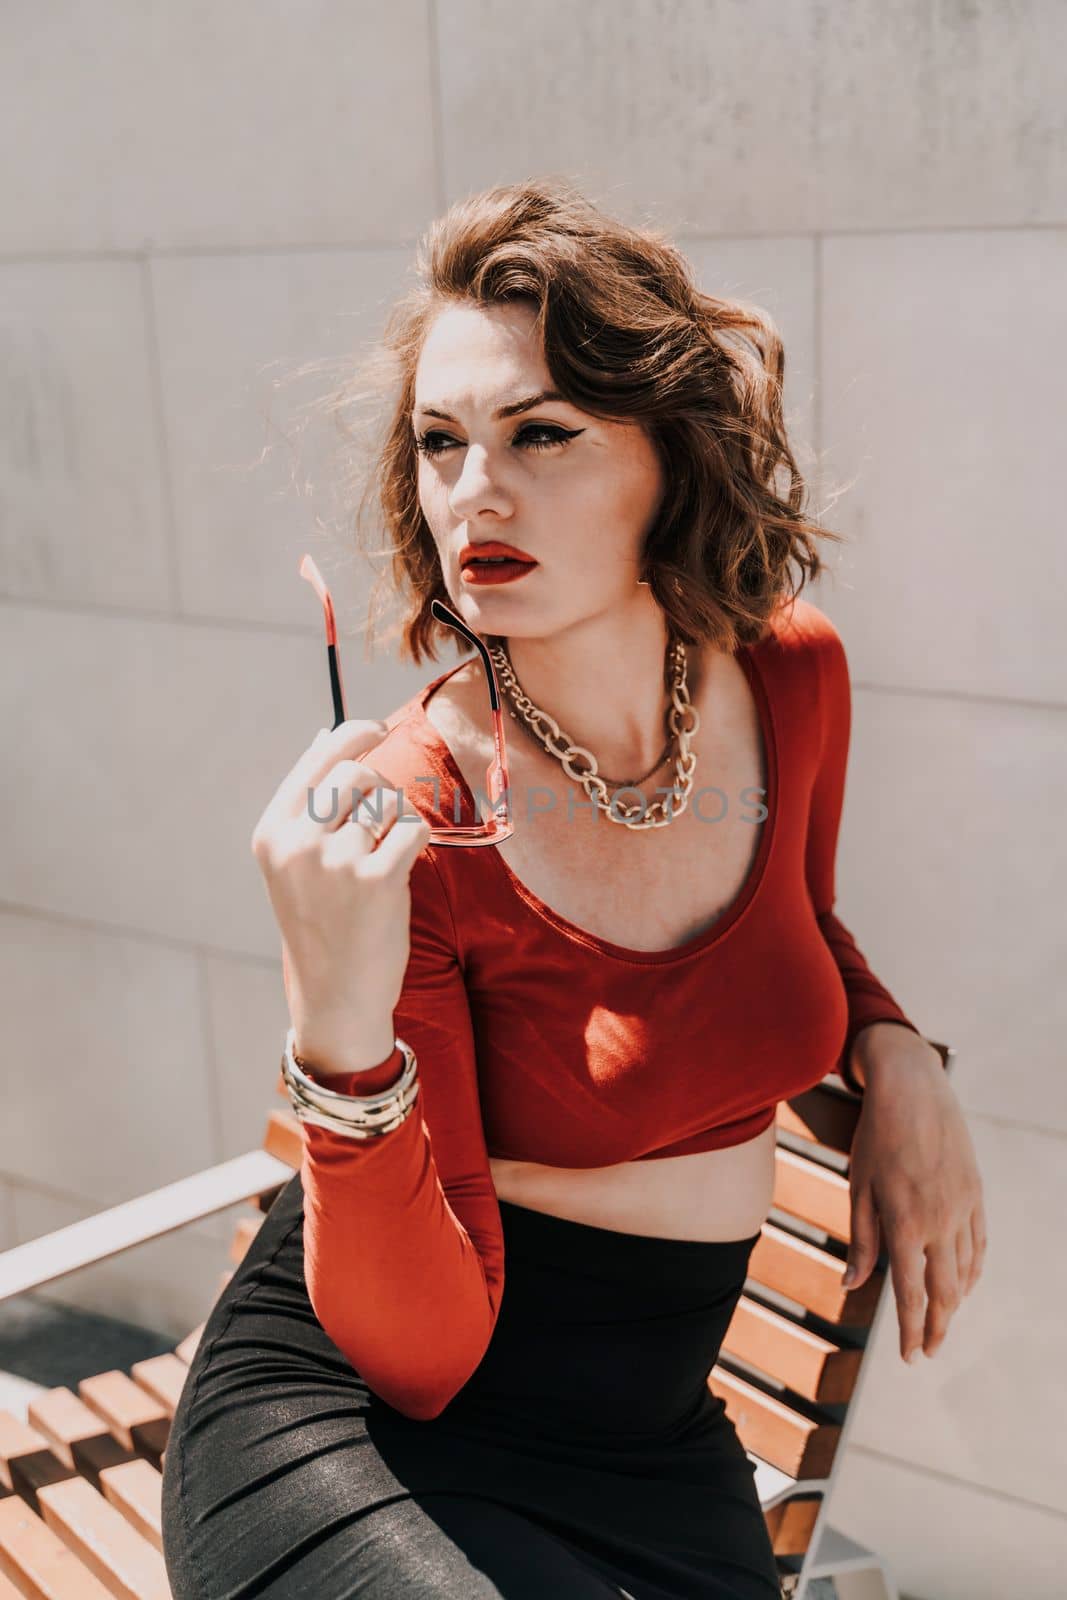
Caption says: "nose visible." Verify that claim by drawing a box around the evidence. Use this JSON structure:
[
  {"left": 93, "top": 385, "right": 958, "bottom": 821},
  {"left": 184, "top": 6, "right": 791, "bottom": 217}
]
[{"left": 447, "top": 443, "right": 515, "bottom": 522}]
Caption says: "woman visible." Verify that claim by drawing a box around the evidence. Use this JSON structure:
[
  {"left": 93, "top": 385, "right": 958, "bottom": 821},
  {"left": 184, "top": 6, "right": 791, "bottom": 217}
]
[{"left": 161, "top": 179, "right": 985, "bottom": 1599}]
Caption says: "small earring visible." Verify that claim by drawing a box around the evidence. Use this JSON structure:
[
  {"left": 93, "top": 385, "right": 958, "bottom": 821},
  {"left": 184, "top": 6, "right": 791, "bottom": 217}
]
[{"left": 638, "top": 578, "right": 650, "bottom": 587}]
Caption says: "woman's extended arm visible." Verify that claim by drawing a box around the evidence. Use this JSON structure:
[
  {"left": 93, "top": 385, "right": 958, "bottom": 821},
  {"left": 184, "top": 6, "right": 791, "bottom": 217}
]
[
  {"left": 802, "top": 614, "right": 985, "bottom": 1359},
  {"left": 299, "top": 845, "right": 505, "bottom": 1421}
]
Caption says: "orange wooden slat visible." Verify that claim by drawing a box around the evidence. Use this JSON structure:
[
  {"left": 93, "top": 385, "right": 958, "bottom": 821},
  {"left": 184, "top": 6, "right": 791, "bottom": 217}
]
[
  {"left": 775, "top": 1089, "right": 858, "bottom": 1156},
  {"left": 174, "top": 1325, "right": 204, "bottom": 1366},
  {"left": 763, "top": 1495, "right": 821, "bottom": 1558},
  {"left": 0, "top": 1494, "right": 113, "bottom": 1599},
  {"left": 720, "top": 1296, "right": 861, "bottom": 1405},
  {"left": 263, "top": 1110, "right": 303, "bottom": 1171},
  {"left": 37, "top": 1476, "right": 170, "bottom": 1600},
  {"left": 772, "top": 1148, "right": 852, "bottom": 1242},
  {"left": 228, "top": 1215, "right": 263, "bottom": 1265},
  {"left": 26, "top": 1393, "right": 135, "bottom": 1487},
  {"left": 97, "top": 1463, "right": 162, "bottom": 1555},
  {"left": 0, "top": 1414, "right": 76, "bottom": 1505},
  {"left": 129, "top": 1356, "right": 187, "bottom": 1420},
  {"left": 75, "top": 1378, "right": 169, "bottom": 1470},
  {"left": 708, "top": 1366, "right": 841, "bottom": 1480},
  {"left": 247, "top": 1111, "right": 298, "bottom": 1214},
  {"left": 747, "top": 1223, "right": 882, "bottom": 1325},
  {"left": 0, "top": 1562, "right": 27, "bottom": 1599}
]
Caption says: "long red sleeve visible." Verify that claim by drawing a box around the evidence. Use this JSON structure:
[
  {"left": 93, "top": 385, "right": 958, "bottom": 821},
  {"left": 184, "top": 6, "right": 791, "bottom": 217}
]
[
  {"left": 298, "top": 845, "right": 505, "bottom": 1422},
  {"left": 804, "top": 615, "right": 922, "bottom": 1091}
]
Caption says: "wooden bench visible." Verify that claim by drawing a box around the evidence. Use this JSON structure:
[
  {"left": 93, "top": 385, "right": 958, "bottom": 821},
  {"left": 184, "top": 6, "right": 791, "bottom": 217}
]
[{"left": 0, "top": 1041, "right": 955, "bottom": 1599}]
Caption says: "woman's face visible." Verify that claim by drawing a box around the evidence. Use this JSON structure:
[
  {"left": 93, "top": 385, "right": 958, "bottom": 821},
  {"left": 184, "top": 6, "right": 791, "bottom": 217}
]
[{"left": 411, "top": 299, "right": 665, "bottom": 639}]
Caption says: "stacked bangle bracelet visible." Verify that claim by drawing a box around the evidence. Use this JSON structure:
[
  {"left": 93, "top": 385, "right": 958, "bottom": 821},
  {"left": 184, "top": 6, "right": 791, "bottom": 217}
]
[{"left": 281, "top": 1026, "right": 420, "bottom": 1140}]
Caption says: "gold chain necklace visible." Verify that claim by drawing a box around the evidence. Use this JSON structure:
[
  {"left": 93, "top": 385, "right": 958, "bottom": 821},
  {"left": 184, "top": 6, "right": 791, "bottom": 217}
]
[{"left": 487, "top": 636, "right": 701, "bottom": 830}]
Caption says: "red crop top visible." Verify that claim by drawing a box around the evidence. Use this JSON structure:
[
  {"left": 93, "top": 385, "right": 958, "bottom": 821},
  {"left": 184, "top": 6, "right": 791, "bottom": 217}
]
[{"left": 297, "top": 596, "right": 921, "bottom": 1419}]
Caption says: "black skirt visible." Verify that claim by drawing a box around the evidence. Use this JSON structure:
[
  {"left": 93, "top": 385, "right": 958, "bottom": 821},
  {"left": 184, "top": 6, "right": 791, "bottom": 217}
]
[{"left": 162, "top": 1171, "right": 782, "bottom": 1599}]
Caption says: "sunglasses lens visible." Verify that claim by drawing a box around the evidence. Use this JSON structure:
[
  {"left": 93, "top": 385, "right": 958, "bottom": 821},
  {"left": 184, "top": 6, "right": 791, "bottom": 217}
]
[{"left": 423, "top": 625, "right": 512, "bottom": 846}]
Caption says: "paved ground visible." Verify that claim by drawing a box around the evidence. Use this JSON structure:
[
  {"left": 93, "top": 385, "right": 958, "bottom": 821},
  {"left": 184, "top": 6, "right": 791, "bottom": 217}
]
[{"left": 0, "top": 1292, "right": 174, "bottom": 1420}]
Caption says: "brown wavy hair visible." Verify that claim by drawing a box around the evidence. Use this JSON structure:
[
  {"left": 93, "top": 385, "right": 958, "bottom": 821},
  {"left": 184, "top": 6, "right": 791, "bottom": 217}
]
[{"left": 319, "top": 176, "right": 842, "bottom": 667}]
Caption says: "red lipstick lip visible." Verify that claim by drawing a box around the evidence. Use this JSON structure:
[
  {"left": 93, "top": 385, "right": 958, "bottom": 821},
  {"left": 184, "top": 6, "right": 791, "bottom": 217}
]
[{"left": 459, "top": 542, "right": 537, "bottom": 569}]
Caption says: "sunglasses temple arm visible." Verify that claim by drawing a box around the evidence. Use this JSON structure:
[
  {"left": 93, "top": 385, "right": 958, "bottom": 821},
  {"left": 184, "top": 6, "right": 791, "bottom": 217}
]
[
  {"left": 328, "top": 640, "right": 347, "bottom": 730},
  {"left": 487, "top": 706, "right": 511, "bottom": 811},
  {"left": 298, "top": 556, "right": 348, "bottom": 731}
]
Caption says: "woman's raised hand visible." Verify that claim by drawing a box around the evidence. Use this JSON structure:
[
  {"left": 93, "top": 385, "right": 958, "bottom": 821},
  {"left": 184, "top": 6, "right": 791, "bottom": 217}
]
[{"left": 250, "top": 719, "right": 432, "bottom": 1076}]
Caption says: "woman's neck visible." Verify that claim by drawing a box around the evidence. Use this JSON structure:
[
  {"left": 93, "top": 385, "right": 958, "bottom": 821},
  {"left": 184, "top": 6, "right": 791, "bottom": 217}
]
[{"left": 496, "top": 611, "right": 708, "bottom": 780}]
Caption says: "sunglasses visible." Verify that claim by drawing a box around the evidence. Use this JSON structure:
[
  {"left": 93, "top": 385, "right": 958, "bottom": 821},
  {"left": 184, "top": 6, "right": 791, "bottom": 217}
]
[{"left": 299, "top": 554, "right": 514, "bottom": 846}]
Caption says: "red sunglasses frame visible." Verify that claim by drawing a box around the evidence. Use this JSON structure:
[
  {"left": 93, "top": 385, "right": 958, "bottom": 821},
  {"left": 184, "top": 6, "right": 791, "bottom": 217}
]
[{"left": 299, "top": 554, "right": 513, "bottom": 846}]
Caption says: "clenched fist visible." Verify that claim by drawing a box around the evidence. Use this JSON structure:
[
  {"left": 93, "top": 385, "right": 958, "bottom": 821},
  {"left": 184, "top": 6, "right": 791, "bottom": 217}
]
[{"left": 250, "top": 719, "right": 432, "bottom": 1076}]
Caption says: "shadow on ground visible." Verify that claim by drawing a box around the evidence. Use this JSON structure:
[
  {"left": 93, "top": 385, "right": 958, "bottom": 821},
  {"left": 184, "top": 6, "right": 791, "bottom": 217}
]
[{"left": 0, "top": 1293, "right": 174, "bottom": 1388}]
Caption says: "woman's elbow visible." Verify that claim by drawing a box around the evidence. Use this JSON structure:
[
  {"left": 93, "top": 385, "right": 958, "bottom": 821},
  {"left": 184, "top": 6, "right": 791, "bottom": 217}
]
[
  {"left": 383, "top": 1384, "right": 458, "bottom": 1423},
  {"left": 310, "top": 1297, "right": 477, "bottom": 1421},
  {"left": 343, "top": 1347, "right": 469, "bottom": 1422}
]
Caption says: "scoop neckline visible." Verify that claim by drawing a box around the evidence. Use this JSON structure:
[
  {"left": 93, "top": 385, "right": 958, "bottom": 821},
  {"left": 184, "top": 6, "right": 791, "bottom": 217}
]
[{"left": 412, "top": 636, "right": 778, "bottom": 966}]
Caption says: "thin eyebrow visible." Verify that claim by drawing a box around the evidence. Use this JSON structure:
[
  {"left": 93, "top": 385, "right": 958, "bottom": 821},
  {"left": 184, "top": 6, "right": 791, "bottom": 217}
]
[{"left": 412, "top": 389, "right": 566, "bottom": 423}]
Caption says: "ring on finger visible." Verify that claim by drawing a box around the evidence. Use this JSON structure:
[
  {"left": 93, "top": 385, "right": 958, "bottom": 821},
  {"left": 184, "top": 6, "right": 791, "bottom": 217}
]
[{"left": 353, "top": 793, "right": 393, "bottom": 843}]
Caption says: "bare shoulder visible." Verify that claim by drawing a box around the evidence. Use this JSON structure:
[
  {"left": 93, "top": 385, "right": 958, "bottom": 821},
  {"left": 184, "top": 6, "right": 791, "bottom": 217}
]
[{"left": 422, "top": 657, "right": 494, "bottom": 756}]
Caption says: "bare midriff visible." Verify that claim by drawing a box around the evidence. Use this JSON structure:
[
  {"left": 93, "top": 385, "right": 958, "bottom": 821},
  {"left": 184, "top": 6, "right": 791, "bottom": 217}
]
[
  {"left": 424, "top": 642, "right": 778, "bottom": 1244},
  {"left": 487, "top": 1125, "right": 776, "bottom": 1241}
]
